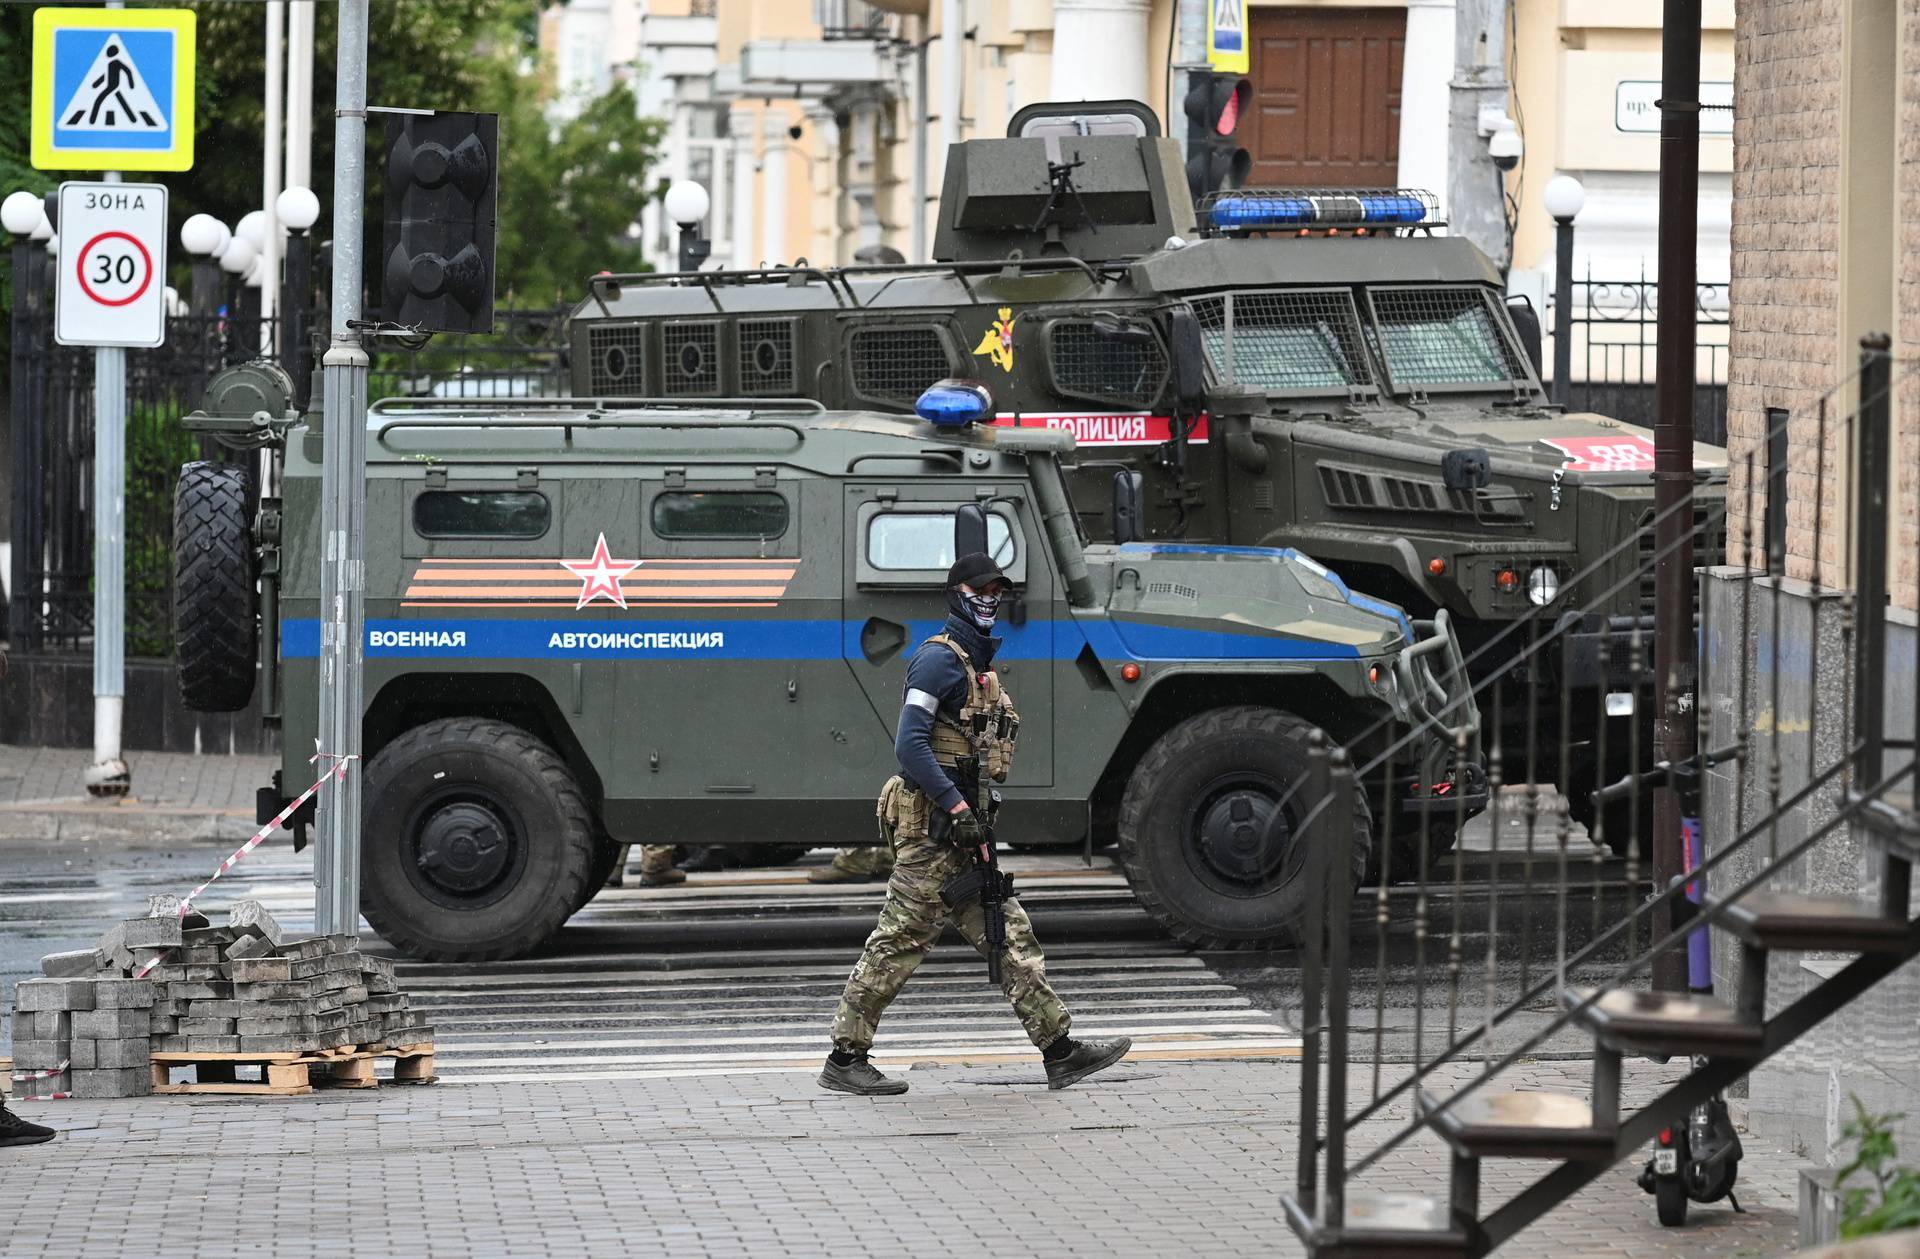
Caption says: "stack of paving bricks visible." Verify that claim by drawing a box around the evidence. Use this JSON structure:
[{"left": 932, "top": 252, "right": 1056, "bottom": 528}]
[{"left": 10, "top": 895, "right": 431, "bottom": 1100}]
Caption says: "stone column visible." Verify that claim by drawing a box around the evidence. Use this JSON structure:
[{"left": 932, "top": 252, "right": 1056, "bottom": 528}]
[
  {"left": 730, "top": 104, "right": 758, "bottom": 269},
  {"left": 762, "top": 110, "right": 792, "bottom": 266},
  {"left": 1398, "top": 0, "right": 1456, "bottom": 200},
  {"left": 1050, "top": 0, "right": 1153, "bottom": 103}
]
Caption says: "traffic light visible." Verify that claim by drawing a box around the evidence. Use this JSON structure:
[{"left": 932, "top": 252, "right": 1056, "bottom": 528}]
[
  {"left": 1184, "top": 71, "right": 1252, "bottom": 205},
  {"left": 382, "top": 110, "right": 497, "bottom": 334}
]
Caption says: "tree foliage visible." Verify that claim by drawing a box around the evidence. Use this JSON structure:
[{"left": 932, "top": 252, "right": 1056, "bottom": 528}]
[{"left": 0, "top": 0, "right": 662, "bottom": 332}]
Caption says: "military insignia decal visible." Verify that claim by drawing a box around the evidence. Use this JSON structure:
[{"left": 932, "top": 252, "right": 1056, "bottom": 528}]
[
  {"left": 561, "top": 532, "right": 643, "bottom": 609},
  {"left": 402, "top": 535, "right": 801, "bottom": 610},
  {"left": 971, "top": 306, "right": 1017, "bottom": 373}
]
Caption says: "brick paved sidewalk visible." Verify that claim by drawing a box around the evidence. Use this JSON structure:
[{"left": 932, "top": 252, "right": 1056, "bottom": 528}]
[
  {"left": 0, "top": 1056, "right": 1806, "bottom": 1258},
  {"left": 0, "top": 744, "right": 272, "bottom": 843}
]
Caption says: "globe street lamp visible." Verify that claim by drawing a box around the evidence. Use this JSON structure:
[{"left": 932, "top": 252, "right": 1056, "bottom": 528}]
[
  {"left": 664, "top": 180, "right": 711, "bottom": 274},
  {"left": 275, "top": 186, "right": 321, "bottom": 404},
  {"left": 1543, "top": 174, "right": 1586, "bottom": 408},
  {"left": 181, "top": 213, "right": 229, "bottom": 318}
]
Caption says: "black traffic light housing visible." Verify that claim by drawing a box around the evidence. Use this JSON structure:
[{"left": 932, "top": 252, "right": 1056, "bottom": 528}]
[
  {"left": 382, "top": 110, "right": 497, "bottom": 334},
  {"left": 1184, "top": 71, "right": 1252, "bottom": 206}
]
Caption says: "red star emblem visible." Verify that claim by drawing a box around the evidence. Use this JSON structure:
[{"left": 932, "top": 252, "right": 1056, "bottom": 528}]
[{"left": 560, "top": 532, "right": 642, "bottom": 609}]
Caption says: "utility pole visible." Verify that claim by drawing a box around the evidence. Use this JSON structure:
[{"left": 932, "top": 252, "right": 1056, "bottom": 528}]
[
  {"left": 1650, "top": 0, "right": 1702, "bottom": 993},
  {"left": 312, "top": 0, "right": 372, "bottom": 937},
  {"left": 85, "top": 0, "right": 130, "bottom": 798},
  {"left": 1172, "top": 0, "right": 1208, "bottom": 166},
  {"left": 1446, "top": 0, "right": 1513, "bottom": 271}
]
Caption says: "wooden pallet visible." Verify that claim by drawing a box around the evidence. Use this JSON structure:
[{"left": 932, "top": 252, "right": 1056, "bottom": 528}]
[{"left": 149, "top": 1042, "right": 435, "bottom": 1096}]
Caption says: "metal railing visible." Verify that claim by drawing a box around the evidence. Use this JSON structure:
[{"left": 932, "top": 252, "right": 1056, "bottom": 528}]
[
  {"left": 1285, "top": 336, "right": 1920, "bottom": 1254},
  {"left": 1556, "top": 266, "right": 1731, "bottom": 446},
  {"left": 7, "top": 302, "right": 576, "bottom": 657}
]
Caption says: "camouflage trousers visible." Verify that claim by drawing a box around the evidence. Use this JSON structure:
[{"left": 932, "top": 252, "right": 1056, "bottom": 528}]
[
  {"left": 830, "top": 785, "right": 1069, "bottom": 1054},
  {"left": 822, "top": 844, "right": 896, "bottom": 877}
]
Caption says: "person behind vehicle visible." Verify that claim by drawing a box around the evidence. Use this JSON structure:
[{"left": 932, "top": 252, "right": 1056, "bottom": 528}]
[
  {"left": 603, "top": 844, "right": 686, "bottom": 889},
  {"left": 818, "top": 553, "right": 1131, "bottom": 1095}
]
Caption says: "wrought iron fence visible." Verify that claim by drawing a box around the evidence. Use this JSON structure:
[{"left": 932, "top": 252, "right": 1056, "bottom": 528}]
[
  {"left": 8, "top": 301, "right": 576, "bottom": 657},
  {"left": 1284, "top": 340, "right": 1920, "bottom": 1256},
  {"left": 1554, "top": 267, "right": 1731, "bottom": 448}
]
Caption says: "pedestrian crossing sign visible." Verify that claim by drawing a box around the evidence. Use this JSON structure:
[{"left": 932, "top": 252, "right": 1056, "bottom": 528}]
[
  {"left": 1207, "top": 0, "right": 1250, "bottom": 75},
  {"left": 31, "top": 8, "right": 196, "bottom": 172}
]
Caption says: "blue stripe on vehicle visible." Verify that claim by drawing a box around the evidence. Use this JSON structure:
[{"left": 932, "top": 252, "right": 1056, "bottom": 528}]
[{"left": 280, "top": 616, "right": 1361, "bottom": 662}]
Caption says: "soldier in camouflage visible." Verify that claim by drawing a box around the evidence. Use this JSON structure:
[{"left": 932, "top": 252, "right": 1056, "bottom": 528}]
[{"left": 819, "top": 553, "right": 1132, "bottom": 1095}]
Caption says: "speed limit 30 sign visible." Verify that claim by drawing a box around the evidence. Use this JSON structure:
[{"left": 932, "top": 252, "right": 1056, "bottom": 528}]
[{"left": 55, "top": 179, "right": 168, "bottom": 347}]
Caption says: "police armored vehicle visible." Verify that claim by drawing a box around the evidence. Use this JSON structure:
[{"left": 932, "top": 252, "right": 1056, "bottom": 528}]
[
  {"left": 571, "top": 100, "right": 1726, "bottom": 850},
  {"left": 177, "top": 363, "right": 1480, "bottom": 962}
]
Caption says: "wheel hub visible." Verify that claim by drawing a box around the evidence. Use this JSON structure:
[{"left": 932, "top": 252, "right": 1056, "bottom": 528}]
[
  {"left": 1194, "top": 785, "right": 1292, "bottom": 886},
  {"left": 415, "top": 800, "right": 513, "bottom": 896}
]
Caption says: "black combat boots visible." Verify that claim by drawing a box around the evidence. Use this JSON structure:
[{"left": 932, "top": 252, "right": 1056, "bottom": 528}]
[
  {"left": 818, "top": 1051, "right": 909, "bottom": 1096},
  {"left": 0, "top": 1102, "right": 57, "bottom": 1147},
  {"left": 1042, "top": 1035, "right": 1133, "bottom": 1090}
]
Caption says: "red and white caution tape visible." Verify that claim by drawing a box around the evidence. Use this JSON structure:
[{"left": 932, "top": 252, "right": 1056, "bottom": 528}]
[
  {"left": 132, "top": 751, "right": 356, "bottom": 980},
  {"left": 9, "top": 1060, "right": 71, "bottom": 1081}
]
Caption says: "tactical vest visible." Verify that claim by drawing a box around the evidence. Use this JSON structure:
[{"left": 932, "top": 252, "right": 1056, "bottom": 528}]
[{"left": 923, "top": 633, "right": 1020, "bottom": 784}]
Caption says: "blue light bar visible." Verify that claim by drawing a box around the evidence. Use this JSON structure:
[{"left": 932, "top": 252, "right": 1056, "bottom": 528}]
[
  {"left": 916, "top": 380, "right": 993, "bottom": 427},
  {"left": 1207, "top": 190, "right": 1432, "bottom": 231}
]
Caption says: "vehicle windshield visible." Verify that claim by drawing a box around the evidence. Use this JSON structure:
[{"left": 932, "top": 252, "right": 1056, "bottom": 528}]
[
  {"left": 1190, "top": 290, "right": 1373, "bottom": 392},
  {"left": 1366, "top": 286, "right": 1527, "bottom": 388}
]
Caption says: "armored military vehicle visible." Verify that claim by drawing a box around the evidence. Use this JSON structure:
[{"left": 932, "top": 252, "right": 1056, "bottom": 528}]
[
  {"left": 177, "top": 362, "right": 1480, "bottom": 961},
  {"left": 571, "top": 100, "right": 1727, "bottom": 850}
]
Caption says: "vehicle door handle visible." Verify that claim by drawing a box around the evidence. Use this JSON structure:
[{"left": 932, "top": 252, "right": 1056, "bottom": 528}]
[{"left": 860, "top": 617, "right": 907, "bottom": 666}]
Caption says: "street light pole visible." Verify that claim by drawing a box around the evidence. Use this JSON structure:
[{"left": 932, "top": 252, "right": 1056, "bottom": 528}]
[
  {"left": 3, "top": 192, "right": 45, "bottom": 651},
  {"left": 664, "top": 180, "right": 712, "bottom": 274},
  {"left": 313, "top": 0, "right": 373, "bottom": 939},
  {"left": 1543, "top": 174, "right": 1585, "bottom": 409}
]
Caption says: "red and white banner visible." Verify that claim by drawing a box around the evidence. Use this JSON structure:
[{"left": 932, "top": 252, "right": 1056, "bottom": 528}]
[
  {"left": 991, "top": 412, "right": 1211, "bottom": 446},
  {"left": 131, "top": 750, "right": 355, "bottom": 980},
  {"left": 1543, "top": 434, "right": 1657, "bottom": 472}
]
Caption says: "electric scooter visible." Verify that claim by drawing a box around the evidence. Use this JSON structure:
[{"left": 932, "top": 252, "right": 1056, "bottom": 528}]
[{"left": 1598, "top": 754, "right": 1745, "bottom": 1227}]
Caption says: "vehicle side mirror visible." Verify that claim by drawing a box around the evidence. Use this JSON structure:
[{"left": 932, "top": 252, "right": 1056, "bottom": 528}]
[
  {"left": 1504, "top": 295, "right": 1543, "bottom": 378},
  {"left": 1111, "top": 470, "right": 1146, "bottom": 545},
  {"left": 955, "top": 502, "right": 989, "bottom": 560},
  {"left": 1168, "top": 307, "right": 1207, "bottom": 410},
  {"left": 1442, "top": 448, "right": 1492, "bottom": 491}
]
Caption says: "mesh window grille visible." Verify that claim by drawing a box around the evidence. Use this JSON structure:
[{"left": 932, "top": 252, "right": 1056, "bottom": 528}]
[
  {"left": 1047, "top": 320, "right": 1169, "bottom": 403},
  {"left": 849, "top": 326, "right": 953, "bottom": 402},
  {"left": 587, "top": 324, "right": 646, "bottom": 395},
  {"left": 1190, "top": 290, "right": 1372, "bottom": 391},
  {"left": 662, "top": 322, "right": 721, "bottom": 395},
  {"left": 1369, "top": 287, "right": 1527, "bottom": 387},
  {"left": 736, "top": 319, "right": 798, "bottom": 396}
]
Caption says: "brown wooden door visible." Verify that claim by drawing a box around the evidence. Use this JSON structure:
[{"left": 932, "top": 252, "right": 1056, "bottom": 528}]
[{"left": 1244, "top": 7, "right": 1406, "bottom": 188}]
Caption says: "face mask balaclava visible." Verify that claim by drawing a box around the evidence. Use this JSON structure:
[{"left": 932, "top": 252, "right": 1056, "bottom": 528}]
[{"left": 948, "top": 582, "right": 1001, "bottom": 633}]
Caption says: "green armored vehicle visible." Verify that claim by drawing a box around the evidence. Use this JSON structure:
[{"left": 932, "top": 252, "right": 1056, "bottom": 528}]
[
  {"left": 571, "top": 100, "right": 1726, "bottom": 848},
  {"left": 177, "top": 363, "right": 1481, "bottom": 961}
]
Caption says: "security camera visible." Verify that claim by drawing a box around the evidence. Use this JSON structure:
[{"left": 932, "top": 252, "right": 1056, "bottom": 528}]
[
  {"left": 1489, "top": 124, "right": 1523, "bottom": 173},
  {"left": 788, "top": 123, "right": 803, "bottom": 142}
]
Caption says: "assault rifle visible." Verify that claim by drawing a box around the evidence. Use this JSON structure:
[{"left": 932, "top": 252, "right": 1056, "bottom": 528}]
[{"left": 934, "top": 759, "right": 1012, "bottom": 985}]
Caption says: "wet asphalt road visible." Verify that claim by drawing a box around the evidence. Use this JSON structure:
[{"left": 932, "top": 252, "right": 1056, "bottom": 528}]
[{"left": 3, "top": 792, "right": 1643, "bottom": 1080}]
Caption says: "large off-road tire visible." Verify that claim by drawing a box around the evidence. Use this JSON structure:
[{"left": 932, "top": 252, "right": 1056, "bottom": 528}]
[
  {"left": 172, "top": 461, "right": 257, "bottom": 712},
  {"left": 361, "top": 717, "right": 595, "bottom": 962},
  {"left": 583, "top": 835, "right": 625, "bottom": 907},
  {"left": 1117, "top": 706, "right": 1372, "bottom": 949}
]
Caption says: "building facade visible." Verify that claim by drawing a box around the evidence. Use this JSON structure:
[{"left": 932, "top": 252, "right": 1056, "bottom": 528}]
[{"left": 1707, "top": 0, "right": 1919, "bottom": 1173}]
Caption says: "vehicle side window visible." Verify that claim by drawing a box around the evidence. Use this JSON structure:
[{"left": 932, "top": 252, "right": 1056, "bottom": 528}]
[
  {"left": 413, "top": 490, "right": 551, "bottom": 539},
  {"left": 651, "top": 491, "right": 790, "bottom": 540},
  {"left": 867, "top": 512, "right": 1015, "bottom": 570}
]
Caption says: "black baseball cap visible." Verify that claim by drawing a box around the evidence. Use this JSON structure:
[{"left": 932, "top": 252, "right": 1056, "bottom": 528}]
[{"left": 948, "top": 552, "right": 1009, "bottom": 590}]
